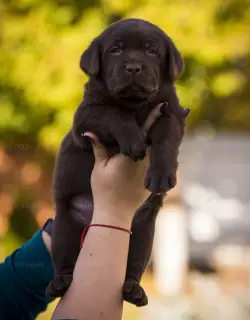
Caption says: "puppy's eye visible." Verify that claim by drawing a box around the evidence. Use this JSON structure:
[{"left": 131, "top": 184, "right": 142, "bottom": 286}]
[
  {"left": 110, "top": 47, "right": 122, "bottom": 55},
  {"left": 146, "top": 48, "right": 157, "bottom": 56}
]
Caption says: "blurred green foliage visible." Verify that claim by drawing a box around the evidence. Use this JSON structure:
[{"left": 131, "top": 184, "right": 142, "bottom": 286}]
[{"left": 0, "top": 0, "right": 250, "bottom": 153}]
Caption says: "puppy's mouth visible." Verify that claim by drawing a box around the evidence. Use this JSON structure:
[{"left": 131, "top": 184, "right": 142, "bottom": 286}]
[
  {"left": 118, "top": 84, "right": 154, "bottom": 104},
  {"left": 120, "top": 96, "right": 146, "bottom": 103}
]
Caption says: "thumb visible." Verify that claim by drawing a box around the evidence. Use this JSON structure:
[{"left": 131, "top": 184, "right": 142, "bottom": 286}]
[{"left": 83, "top": 132, "right": 108, "bottom": 163}]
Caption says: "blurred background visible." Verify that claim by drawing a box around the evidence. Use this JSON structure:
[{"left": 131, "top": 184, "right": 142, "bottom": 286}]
[{"left": 0, "top": 0, "right": 250, "bottom": 318}]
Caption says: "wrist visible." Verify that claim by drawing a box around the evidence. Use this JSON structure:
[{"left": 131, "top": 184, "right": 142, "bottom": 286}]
[
  {"left": 42, "top": 230, "right": 52, "bottom": 255},
  {"left": 41, "top": 218, "right": 53, "bottom": 255},
  {"left": 91, "top": 209, "right": 133, "bottom": 230}
]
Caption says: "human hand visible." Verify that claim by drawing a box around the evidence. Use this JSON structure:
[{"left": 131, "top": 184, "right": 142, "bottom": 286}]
[{"left": 84, "top": 103, "right": 165, "bottom": 225}]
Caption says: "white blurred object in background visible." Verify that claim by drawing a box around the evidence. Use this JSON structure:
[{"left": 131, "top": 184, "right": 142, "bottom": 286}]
[{"left": 153, "top": 206, "right": 188, "bottom": 296}]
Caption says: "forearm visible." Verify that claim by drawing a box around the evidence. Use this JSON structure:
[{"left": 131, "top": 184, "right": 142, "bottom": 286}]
[
  {"left": 0, "top": 230, "right": 54, "bottom": 320},
  {"left": 52, "top": 211, "right": 132, "bottom": 320}
]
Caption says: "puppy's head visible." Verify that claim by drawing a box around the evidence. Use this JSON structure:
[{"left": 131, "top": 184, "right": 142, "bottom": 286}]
[{"left": 80, "top": 19, "right": 183, "bottom": 107}]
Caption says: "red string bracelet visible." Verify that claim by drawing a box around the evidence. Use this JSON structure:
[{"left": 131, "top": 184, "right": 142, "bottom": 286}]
[{"left": 80, "top": 224, "right": 132, "bottom": 248}]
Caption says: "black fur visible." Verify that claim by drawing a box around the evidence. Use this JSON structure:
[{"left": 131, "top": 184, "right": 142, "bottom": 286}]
[{"left": 46, "top": 18, "right": 187, "bottom": 307}]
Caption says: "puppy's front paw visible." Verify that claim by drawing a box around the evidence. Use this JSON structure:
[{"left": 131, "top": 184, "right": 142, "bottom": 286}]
[
  {"left": 80, "top": 135, "right": 93, "bottom": 152},
  {"left": 46, "top": 274, "right": 72, "bottom": 298},
  {"left": 145, "top": 169, "right": 176, "bottom": 193},
  {"left": 120, "top": 133, "right": 146, "bottom": 161},
  {"left": 123, "top": 279, "right": 148, "bottom": 307}
]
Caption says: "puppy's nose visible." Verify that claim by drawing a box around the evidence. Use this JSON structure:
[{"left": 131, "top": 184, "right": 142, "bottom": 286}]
[{"left": 125, "top": 63, "right": 142, "bottom": 75}]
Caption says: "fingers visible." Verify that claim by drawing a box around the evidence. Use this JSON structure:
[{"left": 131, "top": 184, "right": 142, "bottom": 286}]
[
  {"left": 184, "top": 108, "right": 190, "bottom": 118},
  {"left": 142, "top": 103, "right": 165, "bottom": 136},
  {"left": 83, "top": 132, "right": 108, "bottom": 163}
]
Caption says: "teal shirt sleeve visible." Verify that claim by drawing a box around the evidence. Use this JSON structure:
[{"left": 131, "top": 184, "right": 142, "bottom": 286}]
[{"left": 0, "top": 230, "right": 54, "bottom": 320}]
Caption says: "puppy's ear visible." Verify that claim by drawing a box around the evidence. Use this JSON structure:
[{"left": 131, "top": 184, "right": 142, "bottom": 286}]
[
  {"left": 80, "top": 39, "right": 100, "bottom": 76},
  {"left": 166, "top": 39, "right": 184, "bottom": 82}
]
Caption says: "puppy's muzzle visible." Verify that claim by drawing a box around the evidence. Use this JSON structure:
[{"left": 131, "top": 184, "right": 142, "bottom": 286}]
[{"left": 111, "top": 61, "right": 158, "bottom": 95}]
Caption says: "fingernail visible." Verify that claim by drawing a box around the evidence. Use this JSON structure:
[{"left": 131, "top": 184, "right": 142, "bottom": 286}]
[
  {"left": 183, "top": 108, "right": 190, "bottom": 118},
  {"left": 160, "top": 102, "right": 169, "bottom": 117},
  {"left": 83, "top": 133, "right": 95, "bottom": 145}
]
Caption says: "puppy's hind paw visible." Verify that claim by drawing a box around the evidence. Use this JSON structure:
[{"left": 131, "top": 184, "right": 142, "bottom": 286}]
[
  {"left": 46, "top": 274, "right": 72, "bottom": 298},
  {"left": 123, "top": 280, "right": 148, "bottom": 307}
]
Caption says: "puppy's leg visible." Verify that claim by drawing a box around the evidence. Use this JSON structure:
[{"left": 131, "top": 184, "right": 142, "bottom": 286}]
[
  {"left": 145, "top": 113, "right": 184, "bottom": 193},
  {"left": 123, "top": 194, "right": 164, "bottom": 307},
  {"left": 145, "top": 142, "right": 177, "bottom": 194},
  {"left": 46, "top": 199, "right": 83, "bottom": 298}
]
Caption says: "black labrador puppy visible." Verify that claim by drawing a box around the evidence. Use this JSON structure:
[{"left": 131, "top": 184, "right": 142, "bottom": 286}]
[{"left": 46, "top": 18, "right": 188, "bottom": 307}]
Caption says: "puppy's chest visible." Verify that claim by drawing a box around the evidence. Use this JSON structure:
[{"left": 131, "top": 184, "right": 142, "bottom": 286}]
[
  {"left": 134, "top": 92, "right": 176, "bottom": 125},
  {"left": 135, "top": 103, "right": 159, "bottom": 126}
]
